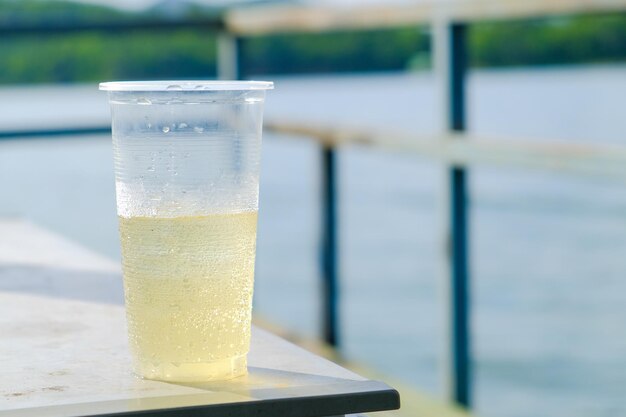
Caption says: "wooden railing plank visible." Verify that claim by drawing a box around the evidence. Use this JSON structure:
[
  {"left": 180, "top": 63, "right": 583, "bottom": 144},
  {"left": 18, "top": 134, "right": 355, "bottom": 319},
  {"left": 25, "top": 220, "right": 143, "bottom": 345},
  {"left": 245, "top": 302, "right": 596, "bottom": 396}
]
[
  {"left": 226, "top": 0, "right": 626, "bottom": 35},
  {"left": 265, "top": 121, "right": 626, "bottom": 181}
]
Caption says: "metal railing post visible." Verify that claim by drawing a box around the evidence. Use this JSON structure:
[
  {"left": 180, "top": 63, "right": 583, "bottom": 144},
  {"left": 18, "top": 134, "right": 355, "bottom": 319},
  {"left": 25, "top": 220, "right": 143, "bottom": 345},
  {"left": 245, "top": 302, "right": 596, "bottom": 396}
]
[
  {"left": 217, "top": 32, "right": 240, "bottom": 80},
  {"left": 434, "top": 20, "right": 472, "bottom": 407},
  {"left": 321, "top": 146, "right": 340, "bottom": 347}
]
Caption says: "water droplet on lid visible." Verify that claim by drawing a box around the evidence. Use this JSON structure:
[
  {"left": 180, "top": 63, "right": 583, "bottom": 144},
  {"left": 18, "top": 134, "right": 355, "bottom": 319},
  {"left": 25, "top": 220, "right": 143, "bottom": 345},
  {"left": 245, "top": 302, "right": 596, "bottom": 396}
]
[
  {"left": 193, "top": 126, "right": 204, "bottom": 133},
  {"left": 147, "top": 166, "right": 155, "bottom": 172},
  {"left": 178, "top": 123, "right": 188, "bottom": 129},
  {"left": 166, "top": 85, "right": 182, "bottom": 91},
  {"left": 137, "top": 97, "right": 152, "bottom": 105},
  {"left": 162, "top": 126, "right": 170, "bottom": 133}
]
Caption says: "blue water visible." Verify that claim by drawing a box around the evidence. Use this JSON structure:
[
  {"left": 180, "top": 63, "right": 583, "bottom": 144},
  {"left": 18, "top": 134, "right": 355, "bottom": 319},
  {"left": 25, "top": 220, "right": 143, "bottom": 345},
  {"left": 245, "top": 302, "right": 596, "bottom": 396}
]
[{"left": 1, "top": 66, "right": 626, "bottom": 417}]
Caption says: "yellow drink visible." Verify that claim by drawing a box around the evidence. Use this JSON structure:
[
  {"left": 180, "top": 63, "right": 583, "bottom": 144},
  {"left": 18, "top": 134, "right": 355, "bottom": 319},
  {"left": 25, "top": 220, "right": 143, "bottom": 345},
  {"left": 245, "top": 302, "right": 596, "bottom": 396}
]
[{"left": 118, "top": 211, "right": 258, "bottom": 382}]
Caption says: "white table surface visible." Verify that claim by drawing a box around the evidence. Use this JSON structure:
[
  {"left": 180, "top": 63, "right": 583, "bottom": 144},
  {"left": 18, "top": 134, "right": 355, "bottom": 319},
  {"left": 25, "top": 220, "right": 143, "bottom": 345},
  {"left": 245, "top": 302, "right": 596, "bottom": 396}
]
[{"left": 0, "top": 220, "right": 399, "bottom": 417}]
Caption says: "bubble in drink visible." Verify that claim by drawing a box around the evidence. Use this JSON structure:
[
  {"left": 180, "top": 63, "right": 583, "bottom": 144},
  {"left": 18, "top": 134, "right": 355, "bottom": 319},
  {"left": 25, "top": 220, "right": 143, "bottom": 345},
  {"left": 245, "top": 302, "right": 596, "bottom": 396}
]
[{"left": 118, "top": 211, "right": 257, "bottom": 382}]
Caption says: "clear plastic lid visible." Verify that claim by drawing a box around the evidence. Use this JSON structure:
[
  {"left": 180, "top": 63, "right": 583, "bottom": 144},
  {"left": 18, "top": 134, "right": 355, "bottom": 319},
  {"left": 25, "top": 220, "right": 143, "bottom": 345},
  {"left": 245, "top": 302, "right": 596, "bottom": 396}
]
[{"left": 99, "top": 80, "right": 274, "bottom": 92}]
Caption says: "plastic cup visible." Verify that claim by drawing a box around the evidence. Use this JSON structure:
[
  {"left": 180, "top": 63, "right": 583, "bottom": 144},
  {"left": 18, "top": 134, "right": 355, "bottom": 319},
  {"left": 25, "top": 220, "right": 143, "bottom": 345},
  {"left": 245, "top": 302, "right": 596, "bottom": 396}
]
[{"left": 99, "top": 80, "right": 273, "bottom": 382}]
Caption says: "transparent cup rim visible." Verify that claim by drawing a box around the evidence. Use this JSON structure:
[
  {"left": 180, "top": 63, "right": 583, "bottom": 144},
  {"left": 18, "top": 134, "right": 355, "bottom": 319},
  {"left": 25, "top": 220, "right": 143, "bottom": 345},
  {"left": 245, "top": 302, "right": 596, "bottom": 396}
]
[{"left": 99, "top": 80, "right": 274, "bottom": 92}]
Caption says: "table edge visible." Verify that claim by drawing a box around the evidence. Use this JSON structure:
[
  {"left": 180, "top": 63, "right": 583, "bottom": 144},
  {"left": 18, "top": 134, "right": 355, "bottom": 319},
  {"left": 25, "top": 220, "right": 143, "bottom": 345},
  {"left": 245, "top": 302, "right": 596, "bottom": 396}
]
[{"left": 1, "top": 380, "right": 400, "bottom": 417}]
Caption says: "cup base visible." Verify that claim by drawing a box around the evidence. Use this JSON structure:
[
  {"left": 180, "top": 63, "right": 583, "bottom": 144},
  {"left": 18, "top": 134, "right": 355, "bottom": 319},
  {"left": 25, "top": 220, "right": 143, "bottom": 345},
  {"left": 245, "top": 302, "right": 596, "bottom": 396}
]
[{"left": 135, "top": 355, "right": 247, "bottom": 382}]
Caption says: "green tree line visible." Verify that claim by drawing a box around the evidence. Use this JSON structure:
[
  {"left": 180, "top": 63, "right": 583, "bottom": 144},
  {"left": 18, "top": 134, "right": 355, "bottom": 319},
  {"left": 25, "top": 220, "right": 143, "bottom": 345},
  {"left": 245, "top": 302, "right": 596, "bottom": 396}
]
[{"left": 1, "top": 1, "right": 625, "bottom": 84}]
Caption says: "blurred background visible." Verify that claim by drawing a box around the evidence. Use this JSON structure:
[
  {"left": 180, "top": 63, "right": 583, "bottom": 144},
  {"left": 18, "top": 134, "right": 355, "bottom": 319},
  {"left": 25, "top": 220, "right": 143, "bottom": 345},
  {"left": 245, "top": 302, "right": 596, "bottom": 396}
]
[{"left": 1, "top": 1, "right": 626, "bottom": 416}]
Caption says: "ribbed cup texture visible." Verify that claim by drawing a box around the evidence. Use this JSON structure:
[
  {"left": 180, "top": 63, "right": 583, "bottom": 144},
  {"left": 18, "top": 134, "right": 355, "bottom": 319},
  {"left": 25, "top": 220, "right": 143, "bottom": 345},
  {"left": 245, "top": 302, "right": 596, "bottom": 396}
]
[{"left": 110, "top": 90, "right": 265, "bottom": 218}]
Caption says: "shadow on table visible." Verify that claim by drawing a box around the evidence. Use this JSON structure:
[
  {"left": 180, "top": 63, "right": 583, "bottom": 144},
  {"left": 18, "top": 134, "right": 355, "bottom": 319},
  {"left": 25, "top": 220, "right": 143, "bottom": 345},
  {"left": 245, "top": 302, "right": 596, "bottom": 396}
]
[
  {"left": 179, "top": 367, "right": 363, "bottom": 395},
  {"left": 130, "top": 368, "right": 382, "bottom": 415},
  {"left": 0, "top": 264, "right": 123, "bottom": 304}
]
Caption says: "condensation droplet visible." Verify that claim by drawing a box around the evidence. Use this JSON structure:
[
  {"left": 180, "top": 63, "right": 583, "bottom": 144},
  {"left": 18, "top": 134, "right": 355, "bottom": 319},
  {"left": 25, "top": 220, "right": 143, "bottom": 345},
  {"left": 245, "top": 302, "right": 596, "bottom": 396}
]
[
  {"left": 193, "top": 126, "right": 204, "bottom": 133},
  {"left": 178, "top": 123, "right": 188, "bottom": 129},
  {"left": 162, "top": 126, "right": 170, "bottom": 133}
]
